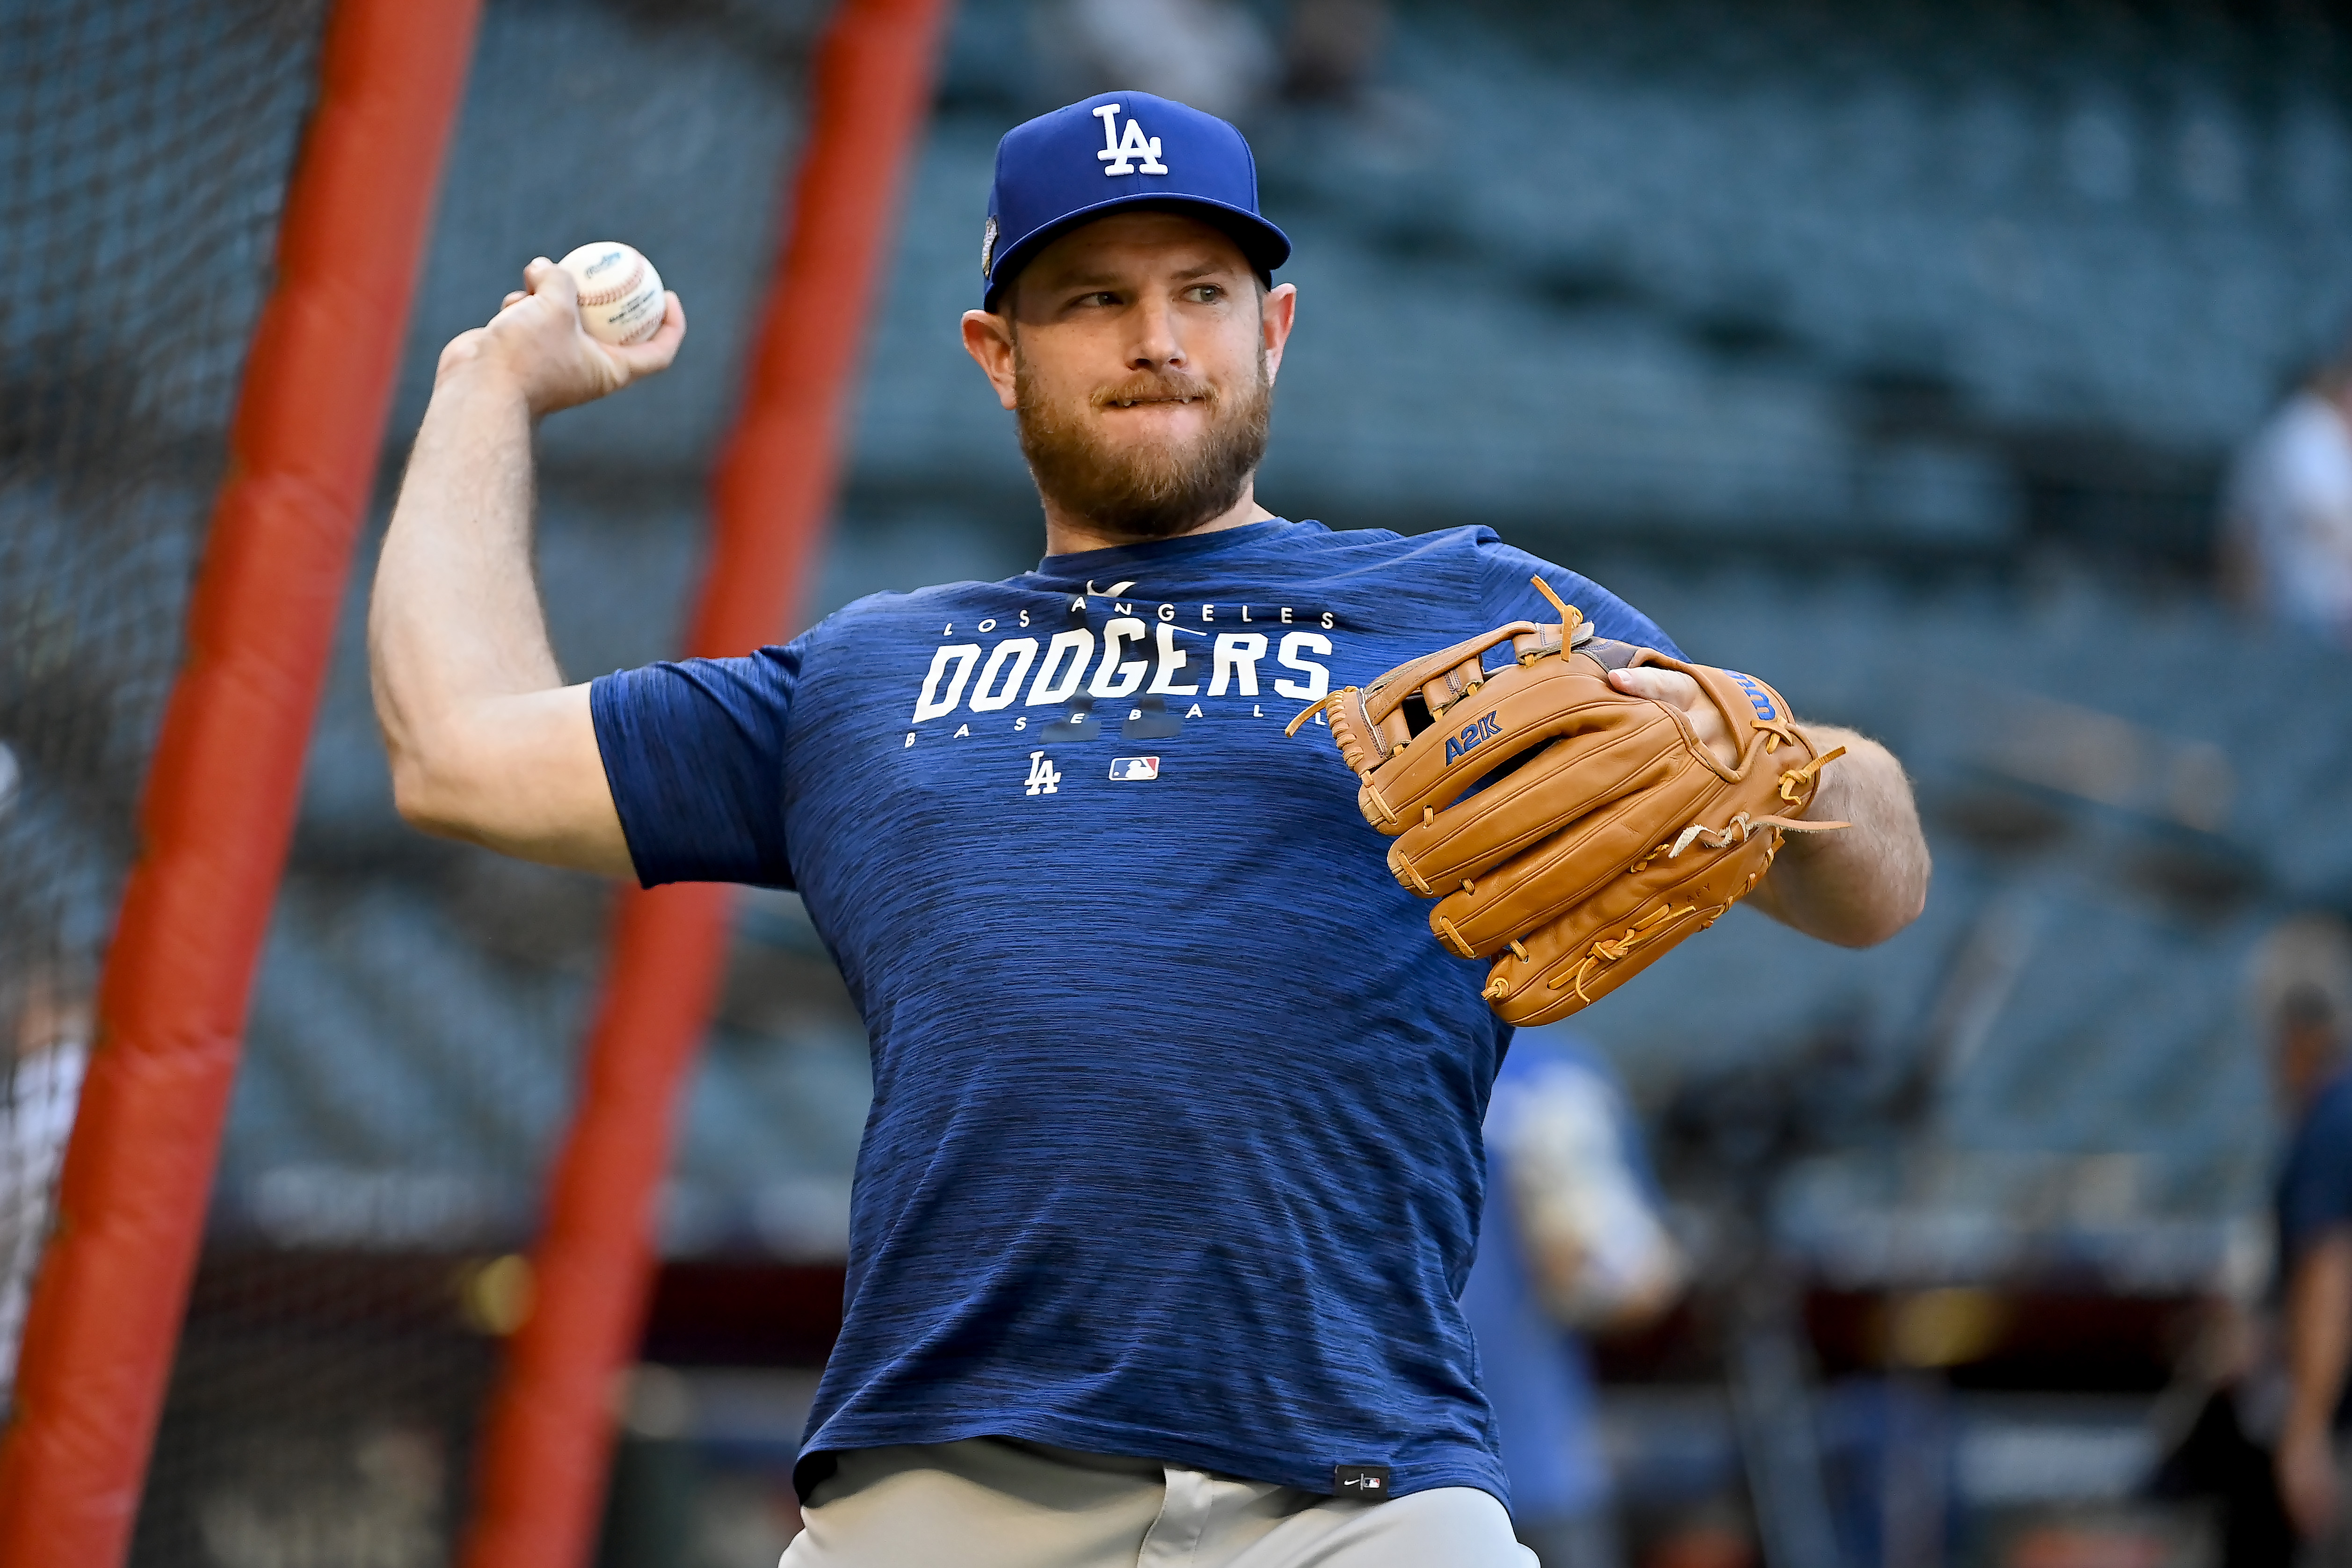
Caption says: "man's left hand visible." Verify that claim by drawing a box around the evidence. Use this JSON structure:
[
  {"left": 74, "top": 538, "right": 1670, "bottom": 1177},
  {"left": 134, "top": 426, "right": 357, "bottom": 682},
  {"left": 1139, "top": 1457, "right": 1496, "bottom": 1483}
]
[{"left": 1608, "top": 666, "right": 1736, "bottom": 769}]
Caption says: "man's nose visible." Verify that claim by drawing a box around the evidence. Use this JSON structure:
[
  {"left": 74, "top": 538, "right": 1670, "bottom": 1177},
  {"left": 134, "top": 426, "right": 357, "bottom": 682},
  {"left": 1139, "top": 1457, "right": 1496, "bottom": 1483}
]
[{"left": 1126, "top": 295, "right": 1184, "bottom": 370}]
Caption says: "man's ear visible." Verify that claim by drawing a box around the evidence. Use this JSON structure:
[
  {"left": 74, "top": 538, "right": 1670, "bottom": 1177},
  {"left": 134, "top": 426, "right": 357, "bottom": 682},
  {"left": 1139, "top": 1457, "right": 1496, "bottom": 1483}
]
[
  {"left": 961, "top": 309, "right": 1019, "bottom": 411},
  {"left": 1262, "top": 283, "right": 1298, "bottom": 386}
]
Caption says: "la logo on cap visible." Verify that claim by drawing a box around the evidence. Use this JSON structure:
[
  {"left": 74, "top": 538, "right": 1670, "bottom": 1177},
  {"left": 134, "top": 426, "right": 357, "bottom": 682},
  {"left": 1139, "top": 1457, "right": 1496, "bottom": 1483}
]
[
  {"left": 1092, "top": 103, "right": 1168, "bottom": 176},
  {"left": 979, "top": 91, "right": 1288, "bottom": 306}
]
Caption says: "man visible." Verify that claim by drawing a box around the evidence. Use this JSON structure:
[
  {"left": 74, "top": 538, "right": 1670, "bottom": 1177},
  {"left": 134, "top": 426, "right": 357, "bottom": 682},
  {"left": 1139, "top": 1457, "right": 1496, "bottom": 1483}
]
[
  {"left": 371, "top": 92, "right": 1929, "bottom": 1567},
  {"left": 2275, "top": 983, "right": 2352, "bottom": 1564},
  {"left": 2224, "top": 352, "right": 2352, "bottom": 646},
  {"left": 0, "top": 964, "right": 87, "bottom": 1403},
  {"left": 1461, "top": 1032, "right": 1683, "bottom": 1567}
]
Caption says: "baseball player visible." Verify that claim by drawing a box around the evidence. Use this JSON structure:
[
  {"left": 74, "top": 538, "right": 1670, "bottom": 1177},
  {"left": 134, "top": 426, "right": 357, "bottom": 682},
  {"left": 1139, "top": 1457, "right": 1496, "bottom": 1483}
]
[{"left": 370, "top": 92, "right": 1930, "bottom": 1567}]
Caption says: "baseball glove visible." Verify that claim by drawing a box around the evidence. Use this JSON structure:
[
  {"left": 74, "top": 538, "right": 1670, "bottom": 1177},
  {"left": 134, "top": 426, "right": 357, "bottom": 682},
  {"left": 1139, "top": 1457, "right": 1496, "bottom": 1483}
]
[{"left": 1289, "top": 581, "right": 1847, "bottom": 1025}]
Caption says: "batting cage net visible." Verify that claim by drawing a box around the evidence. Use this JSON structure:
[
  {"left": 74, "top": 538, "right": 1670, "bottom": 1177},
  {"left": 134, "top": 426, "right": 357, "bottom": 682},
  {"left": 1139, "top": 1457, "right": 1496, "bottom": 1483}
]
[
  {"left": 0, "top": 0, "right": 329, "bottom": 1427},
  {"left": 140, "top": 5, "right": 830, "bottom": 1565},
  {"left": 4, "top": 1, "right": 836, "bottom": 1564}
]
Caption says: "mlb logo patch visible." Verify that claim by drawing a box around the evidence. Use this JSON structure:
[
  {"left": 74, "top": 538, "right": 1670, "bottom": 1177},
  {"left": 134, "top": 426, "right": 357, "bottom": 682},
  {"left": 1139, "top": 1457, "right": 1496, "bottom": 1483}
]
[{"left": 1108, "top": 756, "right": 1161, "bottom": 780}]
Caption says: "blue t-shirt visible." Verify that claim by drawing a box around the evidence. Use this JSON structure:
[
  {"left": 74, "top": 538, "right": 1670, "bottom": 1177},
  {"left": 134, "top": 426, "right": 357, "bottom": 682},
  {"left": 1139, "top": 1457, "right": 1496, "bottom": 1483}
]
[
  {"left": 2279, "top": 1069, "right": 2352, "bottom": 1273},
  {"left": 2277, "top": 1068, "right": 2352, "bottom": 1431},
  {"left": 589, "top": 519, "right": 1678, "bottom": 1505}
]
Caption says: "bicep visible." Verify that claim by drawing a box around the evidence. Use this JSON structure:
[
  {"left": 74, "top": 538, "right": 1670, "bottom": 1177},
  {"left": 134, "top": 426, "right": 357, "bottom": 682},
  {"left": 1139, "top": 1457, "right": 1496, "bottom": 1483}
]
[{"left": 421, "top": 684, "right": 636, "bottom": 877}]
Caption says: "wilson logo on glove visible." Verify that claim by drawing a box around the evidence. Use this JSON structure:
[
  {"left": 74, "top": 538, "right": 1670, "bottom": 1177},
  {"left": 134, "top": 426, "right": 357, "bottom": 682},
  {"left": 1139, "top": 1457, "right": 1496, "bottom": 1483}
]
[
  {"left": 1287, "top": 579, "right": 1846, "bottom": 1024},
  {"left": 1442, "top": 711, "right": 1502, "bottom": 765},
  {"left": 1727, "top": 670, "right": 1779, "bottom": 724}
]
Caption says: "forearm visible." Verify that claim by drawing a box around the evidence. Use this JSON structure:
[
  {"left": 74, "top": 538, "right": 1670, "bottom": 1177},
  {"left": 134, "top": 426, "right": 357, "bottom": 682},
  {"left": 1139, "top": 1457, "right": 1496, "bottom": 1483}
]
[
  {"left": 1749, "top": 725, "right": 1929, "bottom": 946},
  {"left": 364, "top": 354, "right": 632, "bottom": 876},
  {"left": 369, "top": 359, "right": 555, "bottom": 795},
  {"left": 2287, "top": 1233, "right": 2352, "bottom": 1445}
]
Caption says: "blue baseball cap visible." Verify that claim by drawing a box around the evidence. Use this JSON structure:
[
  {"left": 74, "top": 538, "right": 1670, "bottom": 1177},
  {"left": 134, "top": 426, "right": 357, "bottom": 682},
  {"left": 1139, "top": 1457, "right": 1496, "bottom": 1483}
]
[{"left": 981, "top": 91, "right": 1291, "bottom": 309}]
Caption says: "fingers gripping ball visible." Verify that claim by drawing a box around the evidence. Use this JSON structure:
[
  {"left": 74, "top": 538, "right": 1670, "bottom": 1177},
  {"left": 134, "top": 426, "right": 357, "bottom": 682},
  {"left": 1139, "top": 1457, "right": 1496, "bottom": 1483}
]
[
  {"left": 555, "top": 241, "right": 666, "bottom": 346},
  {"left": 1288, "top": 581, "right": 1849, "bottom": 1024}
]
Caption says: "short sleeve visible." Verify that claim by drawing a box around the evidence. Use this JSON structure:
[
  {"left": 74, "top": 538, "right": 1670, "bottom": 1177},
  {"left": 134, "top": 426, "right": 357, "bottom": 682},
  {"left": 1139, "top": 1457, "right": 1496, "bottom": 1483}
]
[
  {"left": 2280, "top": 1082, "right": 2352, "bottom": 1269},
  {"left": 1474, "top": 533, "right": 1684, "bottom": 659},
  {"left": 589, "top": 638, "right": 806, "bottom": 889}
]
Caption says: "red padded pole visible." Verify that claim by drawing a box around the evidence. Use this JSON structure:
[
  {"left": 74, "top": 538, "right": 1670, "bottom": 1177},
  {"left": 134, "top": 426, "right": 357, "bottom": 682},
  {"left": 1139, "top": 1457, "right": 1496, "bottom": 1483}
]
[
  {"left": 0, "top": 2, "right": 482, "bottom": 1562},
  {"left": 457, "top": 4, "right": 953, "bottom": 1565}
]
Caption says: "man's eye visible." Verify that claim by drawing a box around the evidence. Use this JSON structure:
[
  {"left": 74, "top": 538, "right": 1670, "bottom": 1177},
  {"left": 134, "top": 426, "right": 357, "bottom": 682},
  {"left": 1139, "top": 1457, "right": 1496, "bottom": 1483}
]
[
  {"left": 1074, "top": 291, "right": 1120, "bottom": 308},
  {"left": 1183, "top": 285, "right": 1224, "bottom": 303}
]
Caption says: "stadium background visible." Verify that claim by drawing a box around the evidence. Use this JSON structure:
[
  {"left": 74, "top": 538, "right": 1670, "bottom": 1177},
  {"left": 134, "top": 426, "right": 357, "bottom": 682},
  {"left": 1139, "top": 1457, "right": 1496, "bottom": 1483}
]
[{"left": 6, "top": 0, "right": 2352, "bottom": 1564}]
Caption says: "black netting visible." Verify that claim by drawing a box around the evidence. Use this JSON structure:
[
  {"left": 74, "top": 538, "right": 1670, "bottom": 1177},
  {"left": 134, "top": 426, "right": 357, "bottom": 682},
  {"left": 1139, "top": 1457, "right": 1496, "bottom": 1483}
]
[
  {"left": 0, "top": 0, "right": 329, "bottom": 1408},
  {"left": 119, "top": 3, "right": 831, "bottom": 1564},
  {"left": 117, "top": 4, "right": 837, "bottom": 1565},
  {"left": 0, "top": 0, "right": 850, "bottom": 1558}
]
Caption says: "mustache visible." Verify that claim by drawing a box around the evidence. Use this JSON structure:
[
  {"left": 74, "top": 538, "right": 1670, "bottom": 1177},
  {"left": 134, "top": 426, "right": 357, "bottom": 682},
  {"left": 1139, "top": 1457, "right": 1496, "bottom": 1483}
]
[
  {"left": 1013, "top": 349, "right": 1270, "bottom": 544},
  {"left": 1089, "top": 372, "right": 1217, "bottom": 410}
]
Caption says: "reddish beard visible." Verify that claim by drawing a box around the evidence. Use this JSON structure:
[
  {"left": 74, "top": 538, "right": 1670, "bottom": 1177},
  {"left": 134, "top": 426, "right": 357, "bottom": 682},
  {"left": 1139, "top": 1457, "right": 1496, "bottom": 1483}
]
[{"left": 1013, "top": 348, "right": 1271, "bottom": 543}]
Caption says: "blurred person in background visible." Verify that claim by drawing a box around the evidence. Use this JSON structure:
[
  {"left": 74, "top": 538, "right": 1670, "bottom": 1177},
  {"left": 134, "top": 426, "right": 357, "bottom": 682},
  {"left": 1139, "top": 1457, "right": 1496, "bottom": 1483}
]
[
  {"left": 1042, "top": 0, "right": 1277, "bottom": 123},
  {"left": 0, "top": 961, "right": 90, "bottom": 1404},
  {"left": 1042, "top": 0, "right": 1394, "bottom": 125},
  {"left": 2274, "top": 980, "right": 2352, "bottom": 1564},
  {"left": 1463, "top": 1032, "right": 1684, "bottom": 1568},
  {"left": 2161, "top": 921, "right": 2352, "bottom": 1565},
  {"left": 2223, "top": 349, "right": 2352, "bottom": 646}
]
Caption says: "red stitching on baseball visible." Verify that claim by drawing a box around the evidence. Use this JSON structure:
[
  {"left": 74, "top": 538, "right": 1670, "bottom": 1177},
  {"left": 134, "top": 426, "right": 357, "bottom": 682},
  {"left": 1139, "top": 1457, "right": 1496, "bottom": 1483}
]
[{"left": 576, "top": 258, "right": 644, "bottom": 309}]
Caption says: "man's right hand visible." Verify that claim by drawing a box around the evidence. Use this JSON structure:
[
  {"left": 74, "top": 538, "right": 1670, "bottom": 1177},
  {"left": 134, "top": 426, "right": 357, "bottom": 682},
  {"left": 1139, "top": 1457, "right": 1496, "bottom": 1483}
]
[{"left": 436, "top": 255, "right": 686, "bottom": 417}]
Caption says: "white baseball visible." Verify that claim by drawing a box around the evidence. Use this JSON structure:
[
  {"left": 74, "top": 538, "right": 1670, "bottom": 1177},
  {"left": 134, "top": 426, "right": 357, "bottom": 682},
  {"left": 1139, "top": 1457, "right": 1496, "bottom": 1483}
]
[{"left": 555, "top": 241, "right": 666, "bottom": 347}]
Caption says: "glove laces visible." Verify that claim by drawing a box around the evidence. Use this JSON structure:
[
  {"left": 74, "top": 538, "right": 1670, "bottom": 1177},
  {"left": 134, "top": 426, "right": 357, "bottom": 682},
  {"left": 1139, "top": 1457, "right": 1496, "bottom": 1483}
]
[{"left": 1667, "top": 745, "right": 1852, "bottom": 857}]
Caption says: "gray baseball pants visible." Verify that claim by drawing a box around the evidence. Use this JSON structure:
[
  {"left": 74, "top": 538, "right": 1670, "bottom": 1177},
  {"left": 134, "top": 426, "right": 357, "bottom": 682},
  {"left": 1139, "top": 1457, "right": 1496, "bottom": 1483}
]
[{"left": 779, "top": 1438, "right": 1535, "bottom": 1568}]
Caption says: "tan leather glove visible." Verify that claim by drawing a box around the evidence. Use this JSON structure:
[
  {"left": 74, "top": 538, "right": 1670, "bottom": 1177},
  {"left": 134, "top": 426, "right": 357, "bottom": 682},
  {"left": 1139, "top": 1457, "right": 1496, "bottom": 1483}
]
[{"left": 1291, "top": 581, "right": 1846, "bottom": 1024}]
